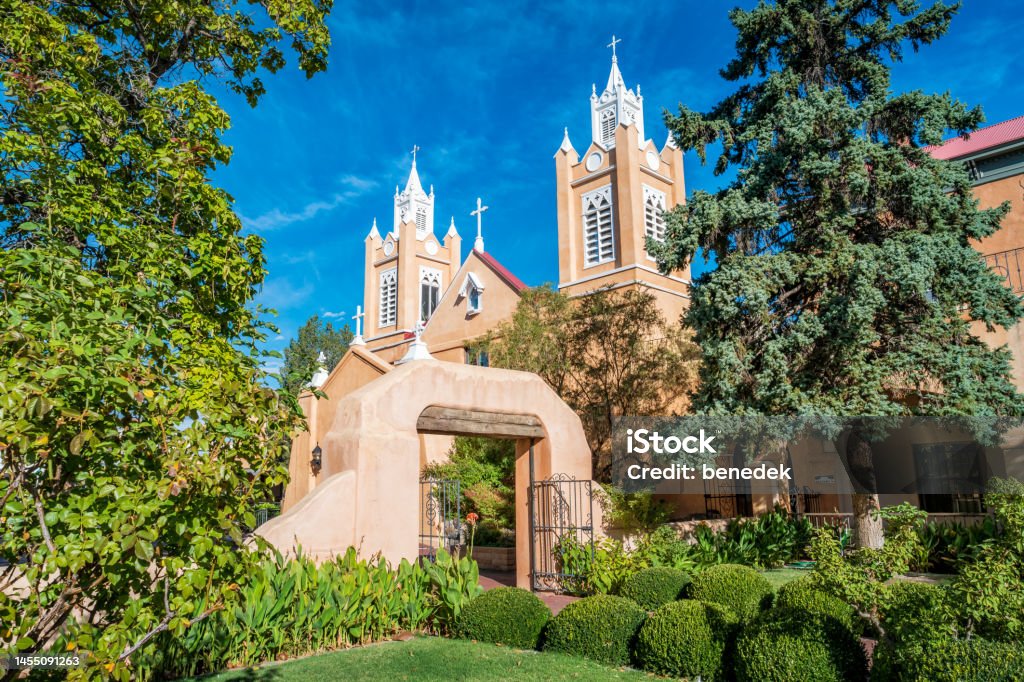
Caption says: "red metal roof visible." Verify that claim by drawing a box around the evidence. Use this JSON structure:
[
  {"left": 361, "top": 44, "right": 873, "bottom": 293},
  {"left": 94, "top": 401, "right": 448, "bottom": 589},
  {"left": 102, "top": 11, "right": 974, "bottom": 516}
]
[
  {"left": 476, "top": 250, "right": 528, "bottom": 292},
  {"left": 926, "top": 115, "right": 1024, "bottom": 160}
]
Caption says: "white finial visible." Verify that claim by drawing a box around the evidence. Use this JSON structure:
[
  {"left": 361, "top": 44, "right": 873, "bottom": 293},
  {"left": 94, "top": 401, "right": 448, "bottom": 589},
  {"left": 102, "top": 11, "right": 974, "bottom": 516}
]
[
  {"left": 592, "top": 83, "right": 597, "bottom": 97},
  {"left": 470, "top": 197, "right": 489, "bottom": 253},
  {"left": 367, "top": 217, "right": 380, "bottom": 240},
  {"left": 447, "top": 216, "right": 459, "bottom": 237},
  {"left": 351, "top": 305, "right": 365, "bottom": 346},
  {"left": 396, "top": 321, "right": 433, "bottom": 364},
  {"left": 410, "top": 144, "right": 420, "bottom": 165},
  {"left": 310, "top": 351, "right": 329, "bottom": 388},
  {"left": 559, "top": 127, "right": 574, "bottom": 153},
  {"left": 607, "top": 35, "right": 621, "bottom": 61}
]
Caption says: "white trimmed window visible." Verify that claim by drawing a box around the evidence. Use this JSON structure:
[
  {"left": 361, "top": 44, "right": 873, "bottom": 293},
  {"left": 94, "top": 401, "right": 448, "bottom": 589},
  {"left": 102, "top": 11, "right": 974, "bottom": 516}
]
[
  {"left": 419, "top": 266, "right": 442, "bottom": 322},
  {"left": 379, "top": 268, "right": 397, "bottom": 327},
  {"left": 600, "top": 109, "right": 616, "bottom": 147},
  {"left": 643, "top": 185, "right": 667, "bottom": 250},
  {"left": 459, "top": 272, "right": 485, "bottom": 315},
  {"left": 415, "top": 207, "right": 427, "bottom": 233},
  {"left": 582, "top": 185, "right": 615, "bottom": 266}
]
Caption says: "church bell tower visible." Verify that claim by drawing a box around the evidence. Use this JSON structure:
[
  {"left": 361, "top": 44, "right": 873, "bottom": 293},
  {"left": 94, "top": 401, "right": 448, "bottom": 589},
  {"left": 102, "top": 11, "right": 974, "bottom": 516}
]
[
  {"left": 363, "top": 150, "right": 462, "bottom": 354},
  {"left": 555, "top": 37, "right": 691, "bottom": 321}
]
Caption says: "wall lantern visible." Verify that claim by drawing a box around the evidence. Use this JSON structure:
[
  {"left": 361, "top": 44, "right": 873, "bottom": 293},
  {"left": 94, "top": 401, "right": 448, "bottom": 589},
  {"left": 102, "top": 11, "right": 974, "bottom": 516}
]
[{"left": 311, "top": 443, "right": 322, "bottom": 472}]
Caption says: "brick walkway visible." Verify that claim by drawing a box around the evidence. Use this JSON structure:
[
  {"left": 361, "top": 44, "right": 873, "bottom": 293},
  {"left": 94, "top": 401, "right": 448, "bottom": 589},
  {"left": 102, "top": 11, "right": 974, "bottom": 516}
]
[{"left": 479, "top": 570, "right": 579, "bottom": 615}]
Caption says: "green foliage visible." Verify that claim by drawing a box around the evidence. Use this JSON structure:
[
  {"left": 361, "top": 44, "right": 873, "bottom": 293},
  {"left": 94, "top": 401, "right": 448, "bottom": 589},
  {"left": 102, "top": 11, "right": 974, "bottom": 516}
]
[
  {"left": 556, "top": 535, "right": 647, "bottom": 596},
  {"left": 477, "top": 286, "right": 699, "bottom": 477},
  {"left": 688, "top": 564, "right": 773, "bottom": 621},
  {"left": 542, "top": 594, "right": 646, "bottom": 666},
  {"left": 653, "top": 0, "right": 1024, "bottom": 419},
  {"left": 809, "top": 504, "right": 929, "bottom": 632},
  {"left": 871, "top": 636, "right": 1024, "bottom": 682},
  {"left": 619, "top": 567, "right": 691, "bottom": 611},
  {"left": 281, "top": 315, "right": 354, "bottom": 394},
  {"left": 423, "top": 437, "right": 517, "bottom": 544},
  {"left": 877, "top": 581, "right": 951, "bottom": 645},
  {"left": 599, "top": 486, "right": 673, "bottom": 535},
  {"left": 912, "top": 517, "right": 999, "bottom": 573},
  {"left": 689, "top": 508, "right": 813, "bottom": 569},
  {"left": 944, "top": 545, "right": 1023, "bottom": 641},
  {"left": 734, "top": 608, "right": 868, "bottom": 682},
  {"left": 986, "top": 476, "right": 1024, "bottom": 556},
  {"left": 423, "top": 547, "right": 484, "bottom": 627},
  {"left": 127, "top": 547, "right": 480, "bottom": 679},
  {"left": 775, "top": 578, "right": 860, "bottom": 634},
  {"left": 633, "top": 600, "right": 738, "bottom": 680},
  {"left": 455, "top": 587, "right": 550, "bottom": 650},
  {"left": 0, "top": 0, "right": 331, "bottom": 676}
]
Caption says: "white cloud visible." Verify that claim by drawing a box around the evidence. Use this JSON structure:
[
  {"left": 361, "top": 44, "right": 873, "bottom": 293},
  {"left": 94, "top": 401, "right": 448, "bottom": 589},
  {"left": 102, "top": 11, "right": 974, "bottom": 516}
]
[
  {"left": 257, "top": 278, "right": 315, "bottom": 310},
  {"left": 262, "top": 360, "right": 284, "bottom": 375},
  {"left": 240, "top": 175, "right": 379, "bottom": 232},
  {"left": 322, "top": 310, "right": 346, "bottom": 319}
]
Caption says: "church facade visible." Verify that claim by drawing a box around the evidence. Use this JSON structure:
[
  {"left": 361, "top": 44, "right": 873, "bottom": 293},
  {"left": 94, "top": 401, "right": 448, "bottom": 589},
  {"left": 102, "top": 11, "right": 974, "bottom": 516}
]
[{"left": 281, "top": 47, "right": 1024, "bottom": 529}]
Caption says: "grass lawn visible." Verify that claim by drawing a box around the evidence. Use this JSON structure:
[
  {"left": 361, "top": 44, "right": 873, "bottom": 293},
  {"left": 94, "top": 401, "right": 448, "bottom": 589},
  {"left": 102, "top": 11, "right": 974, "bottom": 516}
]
[
  {"left": 760, "top": 567, "right": 810, "bottom": 590},
  {"left": 187, "top": 637, "right": 656, "bottom": 681}
]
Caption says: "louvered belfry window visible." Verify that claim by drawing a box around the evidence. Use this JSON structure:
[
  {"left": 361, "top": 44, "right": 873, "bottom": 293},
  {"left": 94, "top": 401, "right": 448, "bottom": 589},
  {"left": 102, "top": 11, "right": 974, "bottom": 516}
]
[
  {"left": 583, "top": 187, "right": 614, "bottom": 266},
  {"left": 379, "top": 268, "right": 397, "bottom": 326}
]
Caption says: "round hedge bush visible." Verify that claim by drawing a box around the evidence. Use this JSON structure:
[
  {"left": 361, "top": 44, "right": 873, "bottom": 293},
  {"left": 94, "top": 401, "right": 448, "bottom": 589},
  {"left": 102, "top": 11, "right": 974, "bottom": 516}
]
[
  {"left": 775, "top": 578, "right": 859, "bottom": 634},
  {"left": 619, "top": 566, "right": 691, "bottom": 610},
  {"left": 456, "top": 587, "right": 551, "bottom": 649},
  {"left": 734, "top": 608, "right": 868, "bottom": 682},
  {"left": 542, "top": 594, "right": 646, "bottom": 666},
  {"left": 688, "top": 563, "right": 773, "bottom": 621},
  {"left": 878, "top": 580, "right": 950, "bottom": 645},
  {"left": 634, "top": 599, "right": 739, "bottom": 679},
  {"left": 872, "top": 636, "right": 1024, "bottom": 682}
]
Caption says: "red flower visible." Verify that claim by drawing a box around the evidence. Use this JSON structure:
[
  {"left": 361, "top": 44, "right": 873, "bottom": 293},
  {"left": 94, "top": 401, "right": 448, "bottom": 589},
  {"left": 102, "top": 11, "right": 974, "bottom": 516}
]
[{"left": 466, "top": 512, "right": 479, "bottom": 526}]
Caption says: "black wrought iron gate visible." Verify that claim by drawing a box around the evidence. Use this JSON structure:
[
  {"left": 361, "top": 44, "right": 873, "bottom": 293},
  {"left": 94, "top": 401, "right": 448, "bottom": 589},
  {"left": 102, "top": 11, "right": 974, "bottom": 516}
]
[
  {"left": 419, "top": 478, "right": 461, "bottom": 560},
  {"left": 528, "top": 442, "right": 594, "bottom": 592}
]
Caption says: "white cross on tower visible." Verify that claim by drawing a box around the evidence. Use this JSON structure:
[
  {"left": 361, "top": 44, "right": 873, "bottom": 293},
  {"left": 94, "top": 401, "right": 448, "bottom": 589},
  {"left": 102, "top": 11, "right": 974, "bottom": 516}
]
[
  {"left": 470, "top": 196, "right": 489, "bottom": 253},
  {"left": 352, "top": 305, "right": 365, "bottom": 346},
  {"left": 607, "top": 35, "right": 621, "bottom": 61},
  {"left": 410, "top": 144, "right": 420, "bottom": 164}
]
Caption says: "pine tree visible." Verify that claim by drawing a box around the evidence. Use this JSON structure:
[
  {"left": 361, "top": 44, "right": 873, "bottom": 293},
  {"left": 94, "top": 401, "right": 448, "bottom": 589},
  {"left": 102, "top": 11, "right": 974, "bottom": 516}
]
[
  {"left": 652, "top": 0, "right": 1024, "bottom": 547},
  {"left": 281, "top": 315, "right": 354, "bottom": 394}
]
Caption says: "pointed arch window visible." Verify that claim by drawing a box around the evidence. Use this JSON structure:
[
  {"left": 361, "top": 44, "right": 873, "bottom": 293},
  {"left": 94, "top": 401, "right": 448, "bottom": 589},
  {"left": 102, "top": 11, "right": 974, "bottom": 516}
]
[
  {"left": 420, "top": 267, "right": 442, "bottom": 322},
  {"left": 379, "top": 268, "right": 397, "bottom": 327},
  {"left": 582, "top": 185, "right": 614, "bottom": 266},
  {"left": 643, "top": 186, "right": 667, "bottom": 250},
  {"left": 415, "top": 207, "right": 427, "bottom": 233},
  {"left": 600, "top": 109, "right": 616, "bottom": 147}
]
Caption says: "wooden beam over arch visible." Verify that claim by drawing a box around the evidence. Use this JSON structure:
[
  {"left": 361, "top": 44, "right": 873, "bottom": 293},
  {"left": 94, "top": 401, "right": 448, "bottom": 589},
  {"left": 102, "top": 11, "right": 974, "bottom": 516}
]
[{"left": 416, "top": 405, "right": 545, "bottom": 439}]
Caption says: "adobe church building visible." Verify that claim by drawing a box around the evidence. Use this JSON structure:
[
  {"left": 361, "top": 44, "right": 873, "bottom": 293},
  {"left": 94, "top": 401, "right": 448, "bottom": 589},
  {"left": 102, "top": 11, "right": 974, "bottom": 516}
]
[{"left": 259, "top": 43, "right": 1024, "bottom": 581}]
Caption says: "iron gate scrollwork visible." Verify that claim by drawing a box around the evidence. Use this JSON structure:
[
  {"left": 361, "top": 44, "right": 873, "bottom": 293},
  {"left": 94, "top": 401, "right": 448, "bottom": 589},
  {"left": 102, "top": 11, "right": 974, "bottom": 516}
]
[
  {"left": 419, "top": 478, "right": 461, "bottom": 560},
  {"left": 530, "top": 472, "right": 594, "bottom": 592}
]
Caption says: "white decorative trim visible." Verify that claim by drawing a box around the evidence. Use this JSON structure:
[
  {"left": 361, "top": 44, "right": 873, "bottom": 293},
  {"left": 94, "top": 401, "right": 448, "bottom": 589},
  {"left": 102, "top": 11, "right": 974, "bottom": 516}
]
[
  {"left": 581, "top": 184, "right": 615, "bottom": 267},
  {"left": 378, "top": 268, "right": 397, "bottom": 327},
  {"left": 642, "top": 184, "right": 668, "bottom": 257},
  {"left": 419, "top": 266, "right": 443, "bottom": 322},
  {"left": 459, "top": 272, "right": 485, "bottom": 315},
  {"left": 559, "top": 262, "right": 692, "bottom": 289}
]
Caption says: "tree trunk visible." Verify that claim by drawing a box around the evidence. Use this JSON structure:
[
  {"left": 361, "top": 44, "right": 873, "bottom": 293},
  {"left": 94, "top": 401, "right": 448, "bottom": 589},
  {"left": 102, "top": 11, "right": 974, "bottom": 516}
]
[{"left": 847, "top": 425, "right": 884, "bottom": 549}]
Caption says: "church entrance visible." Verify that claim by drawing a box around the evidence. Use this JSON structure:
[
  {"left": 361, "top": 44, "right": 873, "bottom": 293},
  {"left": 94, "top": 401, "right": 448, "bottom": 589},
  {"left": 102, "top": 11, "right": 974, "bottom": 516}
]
[{"left": 258, "top": 360, "right": 599, "bottom": 591}]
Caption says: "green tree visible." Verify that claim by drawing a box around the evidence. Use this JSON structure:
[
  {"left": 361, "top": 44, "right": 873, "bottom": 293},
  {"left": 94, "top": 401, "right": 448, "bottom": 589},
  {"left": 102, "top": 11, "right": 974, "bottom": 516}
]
[
  {"left": 281, "top": 315, "right": 354, "bottom": 394},
  {"left": 651, "top": 0, "right": 1024, "bottom": 548},
  {"left": 476, "top": 286, "right": 699, "bottom": 478},
  {"left": 0, "top": 1, "right": 331, "bottom": 677}
]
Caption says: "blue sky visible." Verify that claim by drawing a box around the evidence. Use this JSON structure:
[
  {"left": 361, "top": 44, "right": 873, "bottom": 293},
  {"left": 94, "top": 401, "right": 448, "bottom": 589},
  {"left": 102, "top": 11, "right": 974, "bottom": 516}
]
[{"left": 207, "top": 1, "right": 1024, "bottom": 372}]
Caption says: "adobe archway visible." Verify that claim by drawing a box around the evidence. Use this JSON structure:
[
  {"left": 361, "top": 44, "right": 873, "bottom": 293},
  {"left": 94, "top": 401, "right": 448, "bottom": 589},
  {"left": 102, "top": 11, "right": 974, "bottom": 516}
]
[{"left": 257, "top": 360, "right": 598, "bottom": 589}]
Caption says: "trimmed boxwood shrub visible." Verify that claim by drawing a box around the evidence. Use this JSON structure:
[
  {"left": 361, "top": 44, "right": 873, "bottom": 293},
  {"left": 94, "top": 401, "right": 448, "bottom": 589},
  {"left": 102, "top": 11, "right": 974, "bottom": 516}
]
[
  {"left": 734, "top": 608, "right": 868, "bottom": 682},
  {"left": 456, "top": 587, "right": 551, "bottom": 649},
  {"left": 877, "top": 580, "right": 950, "bottom": 645},
  {"left": 634, "top": 599, "right": 739, "bottom": 680},
  {"left": 871, "top": 636, "right": 1024, "bottom": 682},
  {"left": 619, "top": 566, "right": 691, "bottom": 610},
  {"left": 688, "top": 563, "right": 773, "bottom": 621},
  {"left": 775, "top": 578, "right": 859, "bottom": 634},
  {"left": 542, "top": 594, "right": 646, "bottom": 665}
]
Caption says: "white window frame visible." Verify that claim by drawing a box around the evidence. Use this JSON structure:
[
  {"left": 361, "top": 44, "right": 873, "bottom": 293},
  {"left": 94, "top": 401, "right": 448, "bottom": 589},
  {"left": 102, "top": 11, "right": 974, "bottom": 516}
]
[
  {"left": 600, "top": 108, "right": 616, "bottom": 148},
  {"left": 419, "top": 266, "right": 443, "bottom": 322},
  {"left": 642, "top": 185, "right": 667, "bottom": 259},
  {"left": 582, "top": 185, "right": 615, "bottom": 267},
  {"left": 378, "top": 268, "right": 397, "bottom": 327}
]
